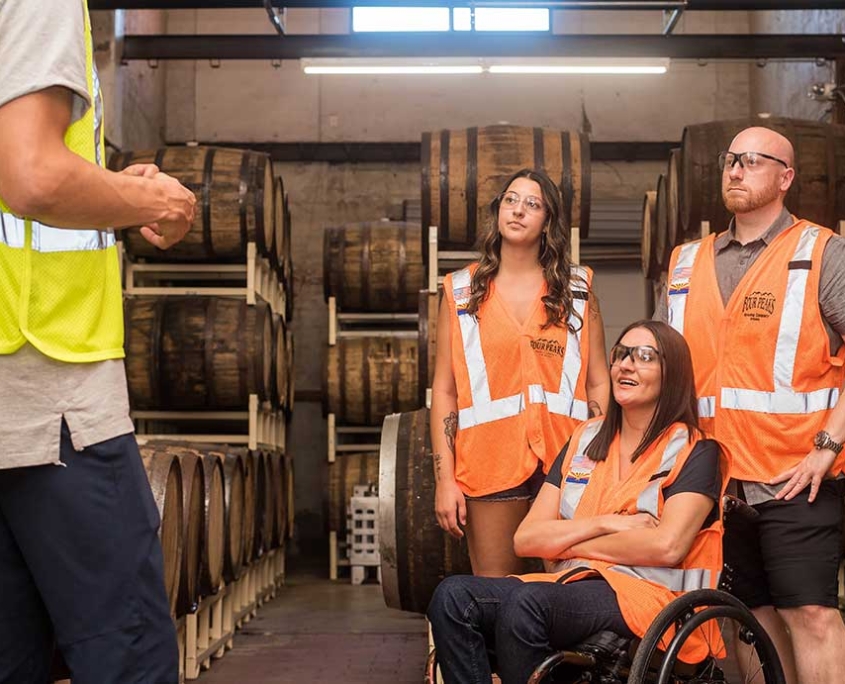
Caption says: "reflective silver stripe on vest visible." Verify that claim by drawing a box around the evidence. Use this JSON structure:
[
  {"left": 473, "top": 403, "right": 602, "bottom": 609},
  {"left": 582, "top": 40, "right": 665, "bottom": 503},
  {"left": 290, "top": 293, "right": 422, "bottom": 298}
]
[
  {"left": 608, "top": 565, "right": 714, "bottom": 593},
  {"left": 0, "top": 213, "right": 115, "bottom": 252},
  {"left": 453, "top": 268, "right": 521, "bottom": 428},
  {"left": 550, "top": 558, "right": 715, "bottom": 593},
  {"left": 533, "top": 266, "right": 590, "bottom": 420},
  {"left": 453, "top": 266, "right": 588, "bottom": 429},
  {"left": 721, "top": 226, "right": 839, "bottom": 415},
  {"left": 559, "top": 420, "right": 603, "bottom": 520},
  {"left": 666, "top": 240, "right": 701, "bottom": 335},
  {"left": 698, "top": 396, "right": 716, "bottom": 419},
  {"left": 636, "top": 426, "right": 689, "bottom": 518}
]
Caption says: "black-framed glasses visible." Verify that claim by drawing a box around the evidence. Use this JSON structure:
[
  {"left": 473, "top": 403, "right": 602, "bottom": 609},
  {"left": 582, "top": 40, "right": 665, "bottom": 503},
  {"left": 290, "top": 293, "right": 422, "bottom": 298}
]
[
  {"left": 499, "top": 191, "right": 546, "bottom": 214},
  {"left": 610, "top": 344, "right": 661, "bottom": 367},
  {"left": 718, "top": 150, "right": 789, "bottom": 171}
]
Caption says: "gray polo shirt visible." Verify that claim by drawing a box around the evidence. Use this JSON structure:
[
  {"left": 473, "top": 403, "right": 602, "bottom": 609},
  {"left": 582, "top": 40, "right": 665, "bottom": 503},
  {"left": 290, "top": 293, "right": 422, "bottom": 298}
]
[
  {"left": 654, "top": 208, "right": 845, "bottom": 502},
  {"left": 0, "top": 0, "right": 134, "bottom": 469}
]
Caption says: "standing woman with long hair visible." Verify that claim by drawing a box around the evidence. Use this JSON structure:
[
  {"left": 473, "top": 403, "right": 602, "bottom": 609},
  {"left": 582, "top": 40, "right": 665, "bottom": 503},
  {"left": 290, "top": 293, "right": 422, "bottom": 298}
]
[{"left": 431, "top": 168, "right": 610, "bottom": 577}]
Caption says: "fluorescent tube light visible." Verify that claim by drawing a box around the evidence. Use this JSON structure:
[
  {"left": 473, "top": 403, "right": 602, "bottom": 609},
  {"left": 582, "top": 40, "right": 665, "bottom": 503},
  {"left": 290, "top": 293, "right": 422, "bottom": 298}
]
[
  {"left": 302, "top": 58, "right": 483, "bottom": 75},
  {"left": 489, "top": 65, "right": 667, "bottom": 74},
  {"left": 303, "top": 65, "right": 483, "bottom": 75}
]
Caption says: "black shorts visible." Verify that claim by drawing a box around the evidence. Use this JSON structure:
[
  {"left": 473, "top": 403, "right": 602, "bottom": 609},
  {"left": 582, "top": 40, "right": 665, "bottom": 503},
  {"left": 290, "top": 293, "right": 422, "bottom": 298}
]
[
  {"left": 722, "top": 479, "right": 845, "bottom": 609},
  {"left": 465, "top": 462, "right": 546, "bottom": 502}
]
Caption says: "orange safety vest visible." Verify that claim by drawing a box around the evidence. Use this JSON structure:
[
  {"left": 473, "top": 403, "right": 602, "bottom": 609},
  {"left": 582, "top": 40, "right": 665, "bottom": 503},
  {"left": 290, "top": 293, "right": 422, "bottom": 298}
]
[
  {"left": 444, "top": 263, "right": 592, "bottom": 497},
  {"left": 666, "top": 220, "right": 845, "bottom": 481},
  {"left": 520, "top": 418, "right": 728, "bottom": 665}
]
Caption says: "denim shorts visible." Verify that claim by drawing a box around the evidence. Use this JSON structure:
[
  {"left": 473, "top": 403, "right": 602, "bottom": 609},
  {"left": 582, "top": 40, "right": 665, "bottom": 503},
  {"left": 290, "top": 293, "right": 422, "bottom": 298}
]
[{"left": 465, "top": 461, "right": 546, "bottom": 502}]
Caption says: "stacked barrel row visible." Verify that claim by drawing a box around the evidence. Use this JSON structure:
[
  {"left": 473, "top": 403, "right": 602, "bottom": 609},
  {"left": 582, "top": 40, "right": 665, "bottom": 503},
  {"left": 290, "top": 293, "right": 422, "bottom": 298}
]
[
  {"left": 140, "top": 441, "right": 292, "bottom": 617},
  {"left": 109, "top": 146, "right": 296, "bottom": 619},
  {"left": 642, "top": 117, "right": 845, "bottom": 313}
]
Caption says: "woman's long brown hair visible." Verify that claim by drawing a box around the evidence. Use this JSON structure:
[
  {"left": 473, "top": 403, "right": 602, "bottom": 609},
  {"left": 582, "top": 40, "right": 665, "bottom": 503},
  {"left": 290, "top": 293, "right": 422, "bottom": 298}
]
[
  {"left": 585, "top": 320, "right": 700, "bottom": 463},
  {"left": 464, "top": 168, "right": 583, "bottom": 333}
]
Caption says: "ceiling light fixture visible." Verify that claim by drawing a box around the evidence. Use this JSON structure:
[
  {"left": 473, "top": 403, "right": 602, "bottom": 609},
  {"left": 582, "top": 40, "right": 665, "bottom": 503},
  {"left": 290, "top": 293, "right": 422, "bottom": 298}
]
[{"left": 301, "top": 58, "right": 669, "bottom": 76}]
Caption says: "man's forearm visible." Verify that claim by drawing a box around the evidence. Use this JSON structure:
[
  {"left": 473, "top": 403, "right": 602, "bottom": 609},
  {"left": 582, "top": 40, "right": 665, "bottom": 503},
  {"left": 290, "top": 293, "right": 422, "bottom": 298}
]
[{"left": 8, "top": 147, "right": 171, "bottom": 231}]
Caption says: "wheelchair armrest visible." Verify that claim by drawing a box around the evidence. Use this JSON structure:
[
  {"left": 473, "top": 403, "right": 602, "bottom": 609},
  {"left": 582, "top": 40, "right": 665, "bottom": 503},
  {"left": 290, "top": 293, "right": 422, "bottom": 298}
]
[{"left": 722, "top": 494, "right": 759, "bottom": 521}]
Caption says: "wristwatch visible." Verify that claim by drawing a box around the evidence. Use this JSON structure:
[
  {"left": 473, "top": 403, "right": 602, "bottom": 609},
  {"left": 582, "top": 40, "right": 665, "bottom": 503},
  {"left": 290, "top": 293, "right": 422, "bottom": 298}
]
[{"left": 813, "top": 430, "right": 843, "bottom": 455}]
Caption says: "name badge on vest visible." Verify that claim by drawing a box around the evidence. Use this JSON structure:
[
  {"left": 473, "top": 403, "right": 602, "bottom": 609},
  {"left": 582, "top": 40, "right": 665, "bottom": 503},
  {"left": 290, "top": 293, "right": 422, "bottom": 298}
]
[{"left": 668, "top": 266, "right": 691, "bottom": 296}]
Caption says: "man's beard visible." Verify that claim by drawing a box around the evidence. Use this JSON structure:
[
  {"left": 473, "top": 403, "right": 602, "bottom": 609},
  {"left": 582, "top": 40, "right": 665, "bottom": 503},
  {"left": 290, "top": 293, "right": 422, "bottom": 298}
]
[{"left": 722, "top": 176, "right": 781, "bottom": 214}]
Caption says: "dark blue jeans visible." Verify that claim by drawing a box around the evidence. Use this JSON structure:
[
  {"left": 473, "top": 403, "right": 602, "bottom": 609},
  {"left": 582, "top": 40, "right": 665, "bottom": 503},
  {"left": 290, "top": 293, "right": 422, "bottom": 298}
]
[
  {"left": 0, "top": 422, "right": 178, "bottom": 684},
  {"left": 427, "top": 575, "right": 634, "bottom": 684}
]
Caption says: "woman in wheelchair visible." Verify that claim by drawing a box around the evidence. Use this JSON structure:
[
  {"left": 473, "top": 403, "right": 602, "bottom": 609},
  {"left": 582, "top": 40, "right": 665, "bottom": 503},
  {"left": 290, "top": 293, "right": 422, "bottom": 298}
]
[{"left": 428, "top": 320, "right": 741, "bottom": 684}]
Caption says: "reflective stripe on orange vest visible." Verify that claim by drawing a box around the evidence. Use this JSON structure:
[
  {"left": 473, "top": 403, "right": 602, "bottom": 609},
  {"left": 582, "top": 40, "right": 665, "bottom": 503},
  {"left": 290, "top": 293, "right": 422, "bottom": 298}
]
[
  {"left": 452, "top": 266, "right": 590, "bottom": 429},
  {"left": 667, "top": 241, "right": 715, "bottom": 419}
]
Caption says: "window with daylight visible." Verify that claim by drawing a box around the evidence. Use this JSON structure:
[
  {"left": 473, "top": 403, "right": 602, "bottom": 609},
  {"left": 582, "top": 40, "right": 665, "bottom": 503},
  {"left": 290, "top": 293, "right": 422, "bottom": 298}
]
[{"left": 351, "top": 6, "right": 551, "bottom": 33}]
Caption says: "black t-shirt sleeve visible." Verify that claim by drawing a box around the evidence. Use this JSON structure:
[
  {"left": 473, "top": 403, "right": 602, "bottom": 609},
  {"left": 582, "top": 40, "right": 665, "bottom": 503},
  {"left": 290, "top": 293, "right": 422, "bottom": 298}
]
[
  {"left": 544, "top": 439, "right": 571, "bottom": 489},
  {"left": 664, "top": 439, "right": 722, "bottom": 501},
  {"left": 663, "top": 439, "right": 722, "bottom": 529}
]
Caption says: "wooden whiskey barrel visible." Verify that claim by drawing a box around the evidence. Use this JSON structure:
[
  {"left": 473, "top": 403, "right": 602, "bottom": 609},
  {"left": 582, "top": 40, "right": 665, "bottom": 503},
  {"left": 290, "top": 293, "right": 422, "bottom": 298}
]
[
  {"left": 324, "top": 336, "right": 420, "bottom": 426},
  {"left": 172, "top": 445, "right": 204, "bottom": 616},
  {"left": 251, "top": 449, "right": 273, "bottom": 557},
  {"left": 284, "top": 327, "right": 295, "bottom": 418},
  {"left": 124, "top": 297, "right": 273, "bottom": 410},
  {"left": 323, "top": 222, "right": 425, "bottom": 313},
  {"left": 680, "top": 118, "right": 845, "bottom": 236},
  {"left": 282, "top": 192, "right": 294, "bottom": 322},
  {"left": 421, "top": 125, "right": 591, "bottom": 253},
  {"left": 666, "top": 149, "right": 682, "bottom": 251},
  {"left": 379, "top": 408, "right": 472, "bottom": 614},
  {"left": 109, "top": 147, "right": 274, "bottom": 262},
  {"left": 271, "top": 176, "right": 285, "bottom": 272},
  {"left": 272, "top": 314, "right": 288, "bottom": 412},
  {"left": 242, "top": 449, "right": 258, "bottom": 564},
  {"left": 267, "top": 451, "right": 288, "bottom": 547},
  {"left": 139, "top": 448, "right": 184, "bottom": 617},
  {"left": 641, "top": 190, "right": 659, "bottom": 280},
  {"left": 417, "top": 290, "right": 440, "bottom": 406},
  {"left": 109, "top": 146, "right": 275, "bottom": 262},
  {"left": 327, "top": 451, "right": 379, "bottom": 535},
  {"left": 218, "top": 447, "right": 246, "bottom": 583},
  {"left": 284, "top": 452, "right": 295, "bottom": 540},
  {"left": 198, "top": 451, "right": 226, "bottom": 596},
  {"left": 654, "top": 174, "right": 671, "bottom": 271}
]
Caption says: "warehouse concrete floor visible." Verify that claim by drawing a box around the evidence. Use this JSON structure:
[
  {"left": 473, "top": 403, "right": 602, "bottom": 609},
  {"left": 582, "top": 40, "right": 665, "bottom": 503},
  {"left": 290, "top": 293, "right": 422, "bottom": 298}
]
[{"left": 198, "top": 557, "right": 429, "bottom": 684}]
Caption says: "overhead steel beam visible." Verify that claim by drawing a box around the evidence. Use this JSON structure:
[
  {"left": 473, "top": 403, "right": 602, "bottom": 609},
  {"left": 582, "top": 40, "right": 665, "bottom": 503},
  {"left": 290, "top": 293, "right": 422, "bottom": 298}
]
[
  {"left": 89, "top": 1, "right": 845, "bottom": 10},
  {"left": 122, "top": 33, "right": 845, "bottom": 61}
]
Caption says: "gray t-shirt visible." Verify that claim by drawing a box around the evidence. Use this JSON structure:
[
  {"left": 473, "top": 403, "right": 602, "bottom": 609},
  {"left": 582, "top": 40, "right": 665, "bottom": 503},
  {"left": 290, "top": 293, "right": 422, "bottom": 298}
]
[
  {"left": 654, "top": 208, "right": 845, "bottom": 503},
  {"left": 0, "top": 0, "right": 134, "bottom": 468}
]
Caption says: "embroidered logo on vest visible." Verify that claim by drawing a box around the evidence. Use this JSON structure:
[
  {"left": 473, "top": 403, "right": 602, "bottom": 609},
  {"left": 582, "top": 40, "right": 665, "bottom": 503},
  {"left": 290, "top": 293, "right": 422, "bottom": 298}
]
[
  {"left": 531, "top": 337, "right": 566, "bottom": 359},
  {"left": 741, "top": 291, "right": 776, "bottom": 321}
]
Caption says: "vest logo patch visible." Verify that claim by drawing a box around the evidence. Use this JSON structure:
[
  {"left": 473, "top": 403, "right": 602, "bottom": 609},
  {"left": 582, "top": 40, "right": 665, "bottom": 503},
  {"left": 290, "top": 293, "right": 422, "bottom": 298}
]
[
  {"left": 668, "top": 266, "right": 692, "bottom": 296},
  {"left": 531, "top": 337, "right": 565, "bottom": 359},
  {"left": 565, "top": 452, "right": 597, "bottom": 484},
  {"left": 742, "top": 291, "right": 776, "bottom": 321},
  {"left": 454, "top": 286, "right": 471, "bottom": 316}
]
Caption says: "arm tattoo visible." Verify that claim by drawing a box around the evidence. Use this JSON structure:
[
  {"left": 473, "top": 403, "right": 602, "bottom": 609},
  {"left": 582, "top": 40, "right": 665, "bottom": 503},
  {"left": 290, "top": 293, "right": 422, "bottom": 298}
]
[
  {"left": 589, "top": 292, "right": 601, "bottom": 320},
  {"left": 433, "top": 452, "right": 443, "bottom": 481},
  {"left": 443, "top": 411, "right": 458, "bottom": 455},
  {"left": 588, "top": 400, "right": 603, "bottom": 418}
]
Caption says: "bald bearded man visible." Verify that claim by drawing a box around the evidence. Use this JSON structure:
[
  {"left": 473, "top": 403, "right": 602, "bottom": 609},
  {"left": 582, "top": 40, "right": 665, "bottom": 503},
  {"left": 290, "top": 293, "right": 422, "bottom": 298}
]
[{"left": 655, "top": 126, "right": 845, "bottom": 684}]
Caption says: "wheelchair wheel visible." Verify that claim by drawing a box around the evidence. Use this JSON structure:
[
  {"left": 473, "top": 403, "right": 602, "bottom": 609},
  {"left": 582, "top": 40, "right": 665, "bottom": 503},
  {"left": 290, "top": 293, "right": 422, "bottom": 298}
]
[{"left": 628, "top": 589, "right": 785, "bottom": 684}]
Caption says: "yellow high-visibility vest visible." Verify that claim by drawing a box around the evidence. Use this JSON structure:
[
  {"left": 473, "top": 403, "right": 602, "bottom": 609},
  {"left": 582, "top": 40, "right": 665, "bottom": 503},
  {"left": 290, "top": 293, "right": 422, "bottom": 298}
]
[{"left": 0, "top": 0, "right": 124, "bottom": 362}]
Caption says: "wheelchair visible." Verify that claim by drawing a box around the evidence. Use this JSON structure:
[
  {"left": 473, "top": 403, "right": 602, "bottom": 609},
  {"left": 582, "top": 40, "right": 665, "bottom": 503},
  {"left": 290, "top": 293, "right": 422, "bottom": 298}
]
[{"left": 424, "top": 497, "right": 786, "bottom": 684}]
